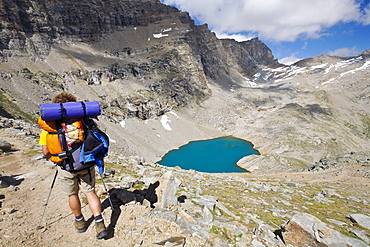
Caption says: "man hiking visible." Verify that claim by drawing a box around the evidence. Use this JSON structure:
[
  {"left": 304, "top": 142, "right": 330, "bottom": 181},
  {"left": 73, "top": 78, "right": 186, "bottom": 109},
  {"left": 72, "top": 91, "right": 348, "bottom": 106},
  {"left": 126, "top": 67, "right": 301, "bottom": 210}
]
[{"left": 38, "top": 93, "right": 107, "bottom": 239}]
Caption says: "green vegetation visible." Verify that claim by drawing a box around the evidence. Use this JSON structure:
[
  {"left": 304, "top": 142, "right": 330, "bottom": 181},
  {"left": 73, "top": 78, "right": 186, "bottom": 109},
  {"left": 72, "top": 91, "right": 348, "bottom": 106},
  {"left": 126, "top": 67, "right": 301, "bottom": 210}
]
[
  {"left": 360, "top": 113, "right": 370, "bottom": 138},
  {"left": 18, "top": 68, "right": 64, "bottom": 88},
  {"left": 28, "top": 149, "right": 41, "bottom": 156},
  {"left": 35, "top": 72, "right": 64, "bottom": 87},
  {"left": 0, "top": 89, "right": 35, "bottom": 122},
  {"left": 105, "top": 162, "right": 139, "bottom": 178},
  {"left": 210, "top": 225, "right": 241, "bottom": 246},
  {"left": 154, "top": 49, "right": 183, "bottom": 79},
  {"left": 81, "top": 197, "right": 89, "bottom": 205},
  {"left": 15, "top": 213, "right": 32, "bottom": 219},
  {"left": 343, "top": 113, "right": 370, "bottom": 139},
  {"left": 132, "top": 183, "right": 145, "bottom": 190},
  {"left": 195, "top": 174, "right": 370, "bottom": 239}
]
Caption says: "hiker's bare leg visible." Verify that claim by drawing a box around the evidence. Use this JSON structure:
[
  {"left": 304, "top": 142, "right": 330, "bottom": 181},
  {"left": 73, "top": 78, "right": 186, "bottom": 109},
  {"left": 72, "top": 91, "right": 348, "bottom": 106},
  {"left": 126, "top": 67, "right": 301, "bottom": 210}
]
[
  {"left": 85, "top": 192, "right": 102, "bottom": 217},
  {"left": 69, "top": 193, "right": 82, "bottom": 216}
]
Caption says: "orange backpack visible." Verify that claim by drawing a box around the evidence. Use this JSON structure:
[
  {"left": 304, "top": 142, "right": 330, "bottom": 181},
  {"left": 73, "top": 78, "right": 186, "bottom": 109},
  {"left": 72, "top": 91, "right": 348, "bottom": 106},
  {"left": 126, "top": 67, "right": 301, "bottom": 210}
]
[{"left": 38, "top": 117, "right": 84, "bottom": 163}]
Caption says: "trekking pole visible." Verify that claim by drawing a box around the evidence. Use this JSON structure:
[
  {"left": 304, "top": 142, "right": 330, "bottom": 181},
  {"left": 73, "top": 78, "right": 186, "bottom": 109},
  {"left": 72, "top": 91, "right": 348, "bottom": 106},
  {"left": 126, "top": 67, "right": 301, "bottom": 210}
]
[
  {"left": 99, "top": 172, "right": 114, "bottom": 211},
  {"left": 36, "top": 169, "right": 58, "bottom": 230},
  {"left": 96, "top": 158, "right": 114, "bottom": 210}
]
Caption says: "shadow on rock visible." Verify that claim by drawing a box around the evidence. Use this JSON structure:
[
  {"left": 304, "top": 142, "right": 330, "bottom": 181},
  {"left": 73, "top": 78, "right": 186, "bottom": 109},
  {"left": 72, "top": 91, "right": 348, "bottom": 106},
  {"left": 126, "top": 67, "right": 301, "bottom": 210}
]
[
  {"left": 0, "top": 175, "right": 24, "bottom": 188},
  {"left": 101, "top": 181, "right": 160, "bottom": 239}
]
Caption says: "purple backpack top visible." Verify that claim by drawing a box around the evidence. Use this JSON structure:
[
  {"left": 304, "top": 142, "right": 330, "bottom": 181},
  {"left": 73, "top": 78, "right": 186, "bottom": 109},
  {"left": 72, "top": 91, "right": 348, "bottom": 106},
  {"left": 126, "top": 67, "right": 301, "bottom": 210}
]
[{"left": 40, "top": 101, "right": 101, "bottom": 122}]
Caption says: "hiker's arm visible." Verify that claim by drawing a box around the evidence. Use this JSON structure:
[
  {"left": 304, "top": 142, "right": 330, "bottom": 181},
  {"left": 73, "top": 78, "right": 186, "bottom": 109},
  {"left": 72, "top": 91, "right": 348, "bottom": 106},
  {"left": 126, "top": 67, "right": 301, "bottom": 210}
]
[{"left": 42, "top": 145, "right": 51, "bottom": 158}]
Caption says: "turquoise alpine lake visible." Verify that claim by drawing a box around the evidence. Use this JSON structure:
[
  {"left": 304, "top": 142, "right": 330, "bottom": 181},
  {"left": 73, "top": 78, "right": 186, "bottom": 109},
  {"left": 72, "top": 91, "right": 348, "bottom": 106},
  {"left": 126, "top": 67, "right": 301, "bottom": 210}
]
[{"left": 157, "top": 136, "right": 260, "bottom": 173}]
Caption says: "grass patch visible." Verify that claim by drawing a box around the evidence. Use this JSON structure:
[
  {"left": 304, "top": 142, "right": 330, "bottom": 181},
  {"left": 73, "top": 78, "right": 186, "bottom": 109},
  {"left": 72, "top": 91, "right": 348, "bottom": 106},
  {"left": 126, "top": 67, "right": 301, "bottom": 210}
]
[
  {"left": 105, "top": 162, "right": 139, "bottom": 178},
  {"left": 0, "top": 90, "right": 35, "bottom": 122},
  {"left": 15, "top": 213, "right": 32, "bottom": 219},
  {"left": 210, "top": 225, "right": 241, "bottom": 246},
  {"left": 196, "top": 176, "right": 370, "bottom": 239},
  {"left": 28, "top": 149, "right": 41, "bottom": 156},
  {"left": 133, "top": 183, "right": 145, "bottom": 190},
  {"left": 81, "top": 197, "right": 88, "bottom": 205},
  {"left": 360, "top": 113, "right": 370, "bottom": 138}
]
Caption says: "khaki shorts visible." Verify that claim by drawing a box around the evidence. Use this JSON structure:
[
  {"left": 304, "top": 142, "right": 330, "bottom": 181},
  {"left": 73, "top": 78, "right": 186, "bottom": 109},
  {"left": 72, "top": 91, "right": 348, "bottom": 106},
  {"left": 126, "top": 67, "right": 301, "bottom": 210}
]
[{"left": 57, "top": 166, "right": 96, "bottom": 196}]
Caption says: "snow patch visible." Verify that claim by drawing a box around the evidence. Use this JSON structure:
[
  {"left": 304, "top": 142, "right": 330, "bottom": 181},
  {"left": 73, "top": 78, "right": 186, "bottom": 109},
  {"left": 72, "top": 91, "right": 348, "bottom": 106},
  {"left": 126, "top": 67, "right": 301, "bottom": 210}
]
[
  {"left": 340, "top": 60, "right": 370, "bottom": 77},
  {"left": 325, "top": 56, "right": 363, "bottom": 74},
  {"left": 285, "top": 66, "right": 307, "bottom": 77},
  {"left": 322, "top": 78, "right": 336, "bottom": 85},
  {"left": 322, "top": 60, "right": 370, "bottom": 85},
  {"left": 252, "top": 55, "right": 369, "bottom": 89},
  {"left": 260, "top": 65, "right": 310, "bottom": 82},
  {"left": 120, "top": 120, "right": 126, "bottom": 128},
  {"left": 245, "top": 78, "right": 258, "bottom": 87},
  {"left": 310, "top": 63, "right": 327, "bottom": 70},
  {"left": 153, "top": 33, "right": 169, "bottom": 38},
  {"left": 160, "top": 115, "right": 172, "bottom": 131},
  {"left": 270, "top": 67, "right": 288, "bottom": 73}
]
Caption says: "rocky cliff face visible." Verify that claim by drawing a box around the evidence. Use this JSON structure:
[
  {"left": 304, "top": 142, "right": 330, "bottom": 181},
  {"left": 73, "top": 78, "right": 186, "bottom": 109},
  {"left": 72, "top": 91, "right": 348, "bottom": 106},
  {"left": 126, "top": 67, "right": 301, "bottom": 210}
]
[
  {"left": 0, "top": 0, "right": 275, "bottom": 76},
  {"left": 0, "top": 0, "right": 179, "bottom": 57},
  {"left": 185, "top": 24, "right": 278, "bottom": 81}
]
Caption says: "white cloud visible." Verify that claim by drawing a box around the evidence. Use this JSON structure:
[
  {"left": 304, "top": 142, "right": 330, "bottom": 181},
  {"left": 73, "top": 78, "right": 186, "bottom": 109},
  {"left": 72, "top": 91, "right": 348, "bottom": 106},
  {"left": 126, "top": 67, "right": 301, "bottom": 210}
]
[
  {"left": 302, "top": 42, "right": 308, "bottom": 50},
  {"left": 161, "top": 0, "right": 366, "bottom": 42},
  {"left": 215, "top": 32, "right": 255, "bottom": 42},
  {"left": 363, "top": 3, "right": 370, "bottom": 24},
  {"left": 327, "top": 47, "right": 360, "bottom": 57},
  {"left": 279, "top": 54, "right": 302, "bottom": 65}
]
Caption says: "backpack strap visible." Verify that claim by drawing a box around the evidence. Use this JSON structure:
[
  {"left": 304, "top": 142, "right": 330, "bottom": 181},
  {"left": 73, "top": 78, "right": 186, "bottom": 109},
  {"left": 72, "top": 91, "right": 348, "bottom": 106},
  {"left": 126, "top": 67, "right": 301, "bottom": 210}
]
[
  {"left": 60, "top": 103, "right": 67, "bottom": 121},
  {"left": 58, "top": 103, "right": 76, "bottom": 172},
  {"left": 81, "top": 101, "right": 87, "bottom": 118}
]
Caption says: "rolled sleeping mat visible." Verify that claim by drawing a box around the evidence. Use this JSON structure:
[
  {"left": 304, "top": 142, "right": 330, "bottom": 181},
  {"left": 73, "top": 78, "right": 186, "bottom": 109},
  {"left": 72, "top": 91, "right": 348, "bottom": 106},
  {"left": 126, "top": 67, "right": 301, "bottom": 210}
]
[{"left": 40, "top": 101, "right": 101, "bottom": 122}]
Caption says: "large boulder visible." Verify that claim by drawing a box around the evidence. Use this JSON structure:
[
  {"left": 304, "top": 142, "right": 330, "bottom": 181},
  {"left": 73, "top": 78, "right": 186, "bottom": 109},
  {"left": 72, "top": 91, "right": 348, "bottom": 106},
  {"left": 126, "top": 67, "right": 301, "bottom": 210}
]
[
  {"left": 154, "top": 171, "right": 181, "bottom": 209},
  {"left": 349, "top": 214, "right": 370, "bottom": 229},
  {"left": 0, "top": 140, "right": 12, "bottom": 152},
  {"left": 282, "top": 213, "right": 368, "bottom": 247}
]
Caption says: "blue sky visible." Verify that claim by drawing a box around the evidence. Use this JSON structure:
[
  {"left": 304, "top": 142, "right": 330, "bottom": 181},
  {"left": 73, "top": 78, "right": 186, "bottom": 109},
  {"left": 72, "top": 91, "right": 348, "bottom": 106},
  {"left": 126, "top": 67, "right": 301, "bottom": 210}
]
[{"left": 160, "top": 0, "right": 370, "bottom": 64}]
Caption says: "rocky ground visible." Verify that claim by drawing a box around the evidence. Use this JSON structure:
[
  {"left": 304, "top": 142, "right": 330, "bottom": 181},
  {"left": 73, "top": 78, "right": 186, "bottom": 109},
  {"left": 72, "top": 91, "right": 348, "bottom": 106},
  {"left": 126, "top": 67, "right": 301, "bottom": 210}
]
[{"left": 1, "top": 121, "right": 369, "bottom": 247}]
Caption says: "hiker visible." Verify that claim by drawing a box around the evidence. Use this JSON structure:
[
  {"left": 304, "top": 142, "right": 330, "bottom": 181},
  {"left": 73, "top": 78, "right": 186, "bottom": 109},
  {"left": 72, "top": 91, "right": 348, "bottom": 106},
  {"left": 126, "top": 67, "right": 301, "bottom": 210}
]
[{"left": 38, "top": 93, "right": 107, "bottom": 239}]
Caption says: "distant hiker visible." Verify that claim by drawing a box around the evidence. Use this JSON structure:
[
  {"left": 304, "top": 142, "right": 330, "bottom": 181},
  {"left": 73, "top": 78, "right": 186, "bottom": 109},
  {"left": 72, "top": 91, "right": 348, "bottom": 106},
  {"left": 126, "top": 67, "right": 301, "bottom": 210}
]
[{"left": 38, "top": 93, "right": 107, "bottom": 239}]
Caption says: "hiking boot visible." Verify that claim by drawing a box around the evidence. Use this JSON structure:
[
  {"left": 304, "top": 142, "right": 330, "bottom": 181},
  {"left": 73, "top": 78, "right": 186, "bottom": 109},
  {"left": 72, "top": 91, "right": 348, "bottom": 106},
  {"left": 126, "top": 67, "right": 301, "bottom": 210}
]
[
  {"left": 95, "top": 220, "right": 107, "bottom": 239},
  {"left": 74, "top": 218, "right": 87, "bottom": 233}
]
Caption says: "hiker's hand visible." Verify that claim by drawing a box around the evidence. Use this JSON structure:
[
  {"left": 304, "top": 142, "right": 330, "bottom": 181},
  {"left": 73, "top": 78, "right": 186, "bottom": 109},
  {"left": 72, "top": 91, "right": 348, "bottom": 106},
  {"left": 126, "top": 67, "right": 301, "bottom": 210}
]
[{"left": 42, "top": 145, "right": 52, "bottom": 158}]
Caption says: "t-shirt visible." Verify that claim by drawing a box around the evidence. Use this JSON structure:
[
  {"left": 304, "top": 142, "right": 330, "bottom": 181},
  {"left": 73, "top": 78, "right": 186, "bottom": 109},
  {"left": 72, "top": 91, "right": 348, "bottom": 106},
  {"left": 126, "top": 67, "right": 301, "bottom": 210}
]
[{"left": 39, "top": 129, "right": 48, "bottom": 145}]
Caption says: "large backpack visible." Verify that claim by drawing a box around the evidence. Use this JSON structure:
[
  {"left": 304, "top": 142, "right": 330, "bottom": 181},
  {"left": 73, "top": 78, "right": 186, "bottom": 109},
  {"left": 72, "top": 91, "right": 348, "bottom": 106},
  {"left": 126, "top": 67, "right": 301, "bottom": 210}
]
[
  {"left": 79, "top": 118, "right": 109, "bottom": 174},
  {"left": 38, "top": 102, "right": 109, "bottom": 173}
]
